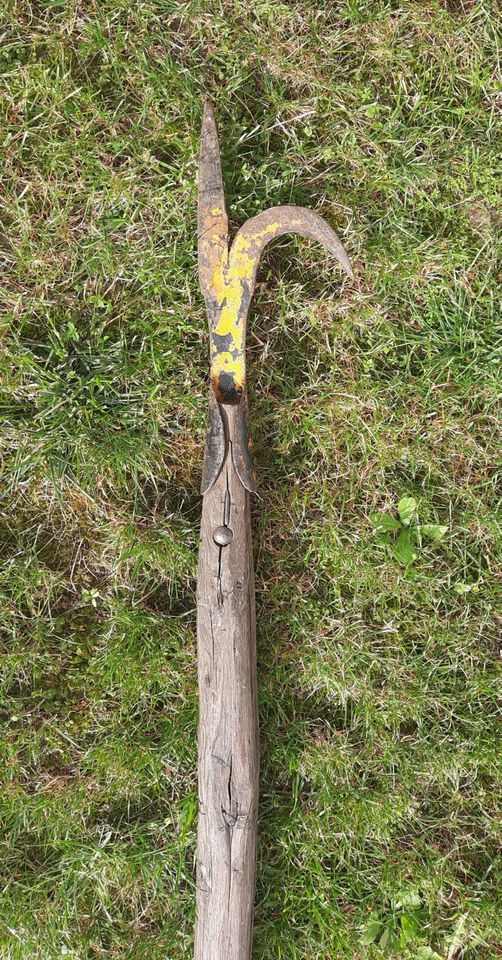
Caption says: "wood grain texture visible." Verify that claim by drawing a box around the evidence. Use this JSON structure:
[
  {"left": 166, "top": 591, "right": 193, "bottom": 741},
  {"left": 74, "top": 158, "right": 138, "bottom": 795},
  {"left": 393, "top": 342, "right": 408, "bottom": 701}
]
[{"left": 195, "top": 406, "right": 258, "bottom": 960}]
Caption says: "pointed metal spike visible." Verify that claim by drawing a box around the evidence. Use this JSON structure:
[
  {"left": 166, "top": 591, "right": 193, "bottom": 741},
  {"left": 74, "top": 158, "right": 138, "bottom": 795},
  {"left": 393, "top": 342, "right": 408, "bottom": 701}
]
[
  {"left": 198, "top": 102, "right": 228, "bottom": 293},
  {"left": 198, "top": 101, "right": 225, "bottom": 204}
]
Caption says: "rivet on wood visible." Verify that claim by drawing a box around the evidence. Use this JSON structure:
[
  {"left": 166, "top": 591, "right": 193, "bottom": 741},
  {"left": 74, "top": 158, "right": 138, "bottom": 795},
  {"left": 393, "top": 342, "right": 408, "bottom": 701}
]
[{"left": 213, "top": 525, "right": 233, "bottom": 546}]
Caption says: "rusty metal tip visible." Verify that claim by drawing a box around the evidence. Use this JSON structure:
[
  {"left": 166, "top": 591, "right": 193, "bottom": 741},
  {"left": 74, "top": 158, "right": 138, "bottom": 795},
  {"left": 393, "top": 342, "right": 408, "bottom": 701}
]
[
  {"left": 340, "top": 255, "right": 354, "bottom": 280},
  {"left": 319, "top": 223, "right": 354, "bottom": 279},
  {"left": 321, "top": 226, "right": 354, "bottom": 279}
]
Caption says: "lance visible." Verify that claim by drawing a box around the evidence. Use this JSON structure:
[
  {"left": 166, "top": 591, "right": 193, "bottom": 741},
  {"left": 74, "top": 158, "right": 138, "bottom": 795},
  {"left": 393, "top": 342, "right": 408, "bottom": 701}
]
[{"left": 195, "top": 102, "right": 353, "bottom": 960}]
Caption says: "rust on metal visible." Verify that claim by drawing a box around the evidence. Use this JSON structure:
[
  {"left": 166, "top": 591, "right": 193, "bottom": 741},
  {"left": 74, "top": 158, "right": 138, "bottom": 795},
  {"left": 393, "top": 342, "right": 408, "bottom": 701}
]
[
  {"left": 200, "top": 390, "right": 227, "bottom": 494},
  {"left": 198, "top": 101, "right": 353, "bottom": 493}
]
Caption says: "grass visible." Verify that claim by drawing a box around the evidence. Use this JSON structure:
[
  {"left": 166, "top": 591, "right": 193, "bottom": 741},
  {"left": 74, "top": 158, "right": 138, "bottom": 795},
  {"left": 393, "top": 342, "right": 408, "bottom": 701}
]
[{"left": 0, "top": 1, "right": 500, "bottom": 957}]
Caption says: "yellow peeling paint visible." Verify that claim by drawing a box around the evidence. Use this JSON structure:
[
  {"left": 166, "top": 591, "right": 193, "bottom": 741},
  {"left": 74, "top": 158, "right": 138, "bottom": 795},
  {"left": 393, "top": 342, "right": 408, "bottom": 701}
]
[
  {"left": 211, "top": 351, "right": 245, "bottom": 389},
  {"left": 209, "top": 222, "right": 279, "bottom": 391}
]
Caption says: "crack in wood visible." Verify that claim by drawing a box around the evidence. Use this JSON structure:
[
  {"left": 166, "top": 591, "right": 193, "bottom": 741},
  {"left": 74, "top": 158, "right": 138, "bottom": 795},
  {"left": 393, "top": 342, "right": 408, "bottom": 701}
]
[{"left": 195, "top": 405, "right": 257, "bottom": 960}]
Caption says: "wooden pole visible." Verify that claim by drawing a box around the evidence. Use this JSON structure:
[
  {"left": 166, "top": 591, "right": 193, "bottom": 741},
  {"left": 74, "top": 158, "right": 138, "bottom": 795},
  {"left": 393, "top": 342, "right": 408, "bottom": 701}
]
[
  {"left": 194, "top": 406, "right": 259, "bottom": 960},
  {"left": 195, "top": 101, "right": 352, "bottom": 958}
]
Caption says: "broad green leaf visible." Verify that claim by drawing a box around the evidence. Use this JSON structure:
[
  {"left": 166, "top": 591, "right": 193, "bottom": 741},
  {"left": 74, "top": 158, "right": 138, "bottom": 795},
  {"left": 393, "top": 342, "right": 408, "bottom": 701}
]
[
  {"left": 400, "top": 913, "right": 420, "bottom": 945},
  {"left": 393, "top": 528, "right": 416, "bottom": 565},
  {"left": 417, "top": 948, "right": 443, "bottom": 960},
  {"left": 360, "top": 919, "right": 382, "bottom": 944},
  {"left": 398, "top": 497, "right": 417, "bottom": 525},
  {"left": 370, "top": 511, "right": 401, "bottom": 533},
  {"left": 395, "top": 889, "right": 422, "bottom": 910},
  {"left": 421, "top": 524, "right": 448, "bottom": 542}
]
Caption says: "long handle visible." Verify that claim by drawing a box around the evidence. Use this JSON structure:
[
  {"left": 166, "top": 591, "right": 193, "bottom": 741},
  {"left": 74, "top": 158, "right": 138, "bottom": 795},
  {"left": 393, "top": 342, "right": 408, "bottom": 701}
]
[{"left": 195, "top": 407, "right": 259, "bottom": 960}]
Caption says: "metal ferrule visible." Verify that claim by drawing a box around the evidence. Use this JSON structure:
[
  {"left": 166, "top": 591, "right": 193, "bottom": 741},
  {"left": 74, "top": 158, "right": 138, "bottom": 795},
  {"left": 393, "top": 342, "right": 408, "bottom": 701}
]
[{"left": 200, "top": 390, "right": 256, "bottom": 495}]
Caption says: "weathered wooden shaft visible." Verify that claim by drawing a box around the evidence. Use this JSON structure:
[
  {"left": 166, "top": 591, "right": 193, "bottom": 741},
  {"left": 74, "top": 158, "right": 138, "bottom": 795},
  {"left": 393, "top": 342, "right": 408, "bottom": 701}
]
[
  {"left": 195, "top": 100, "right": 352, "bottom": 959},
  {"left": 195, "top": 406, "right": 259, "bottom": 960}
]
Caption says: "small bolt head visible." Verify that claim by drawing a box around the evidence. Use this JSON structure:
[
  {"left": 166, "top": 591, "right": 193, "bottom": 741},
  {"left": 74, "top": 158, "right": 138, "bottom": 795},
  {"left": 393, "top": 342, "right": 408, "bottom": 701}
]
[{"left": 213, "top": 525, "right": 233, "bottom": 546}]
